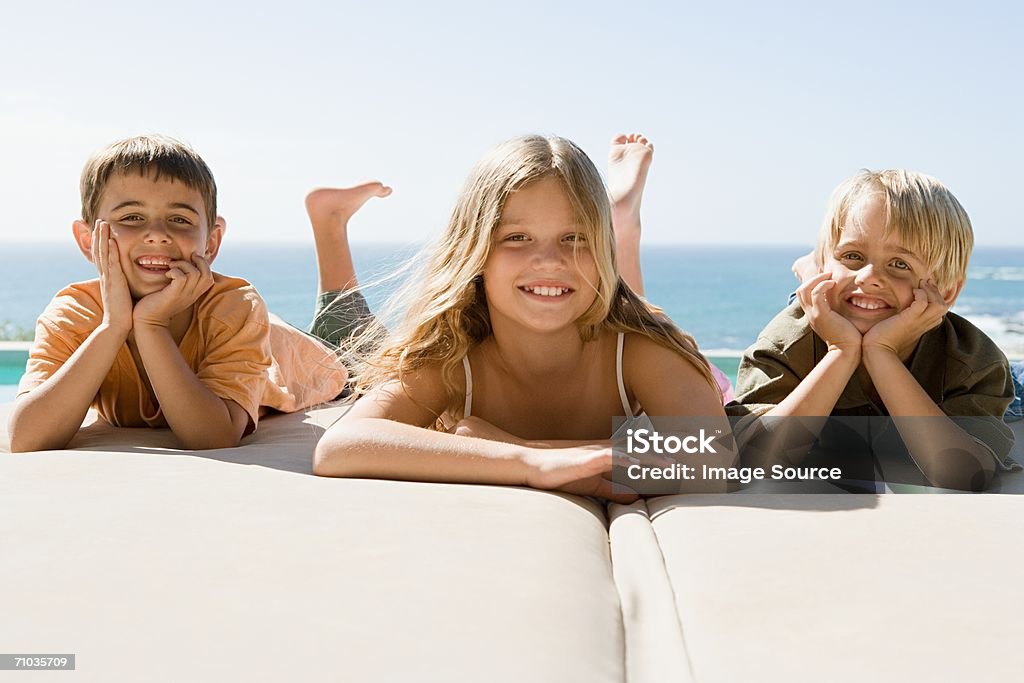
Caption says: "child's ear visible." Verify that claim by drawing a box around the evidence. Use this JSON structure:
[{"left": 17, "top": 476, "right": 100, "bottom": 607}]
[
  {"left": 203, "top": 216, "right": 226, "bottom": 263},
  {"left": 943, "top": 279, "right": 965, "bottom": 306},
  {"left": 72, "top": 220, "right": 95, "bottom": 262}
]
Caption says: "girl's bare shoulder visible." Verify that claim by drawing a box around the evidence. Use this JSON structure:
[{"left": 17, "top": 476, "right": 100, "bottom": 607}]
[{"left": 620, "top": 332, "right": 722, "bottom": 414}]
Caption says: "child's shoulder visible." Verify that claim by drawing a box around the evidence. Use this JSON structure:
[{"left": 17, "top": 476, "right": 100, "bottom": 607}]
[
  {"left": 618, "top": 331, "right": 724, "bottom": 414},
  {"left": 195, "top": 273, "right": 268, "bottom": 324},
  {"left": 749, "top": 301, "right": 816, "bottom": 358},
  {"left": 931, "top": 311, "right": 1010, "bottom": 374},
  {"left": 52, "top": 278, "right": 101, "bottom": 303},
  {"left": 203, "top": 272, "right": 260, "bottom": 299},
  {"left": 39, "top": 279, "right": 103, "bottom": 327},
  {"left": 619, "top": 330, "right": 710, "bottom": 381}
]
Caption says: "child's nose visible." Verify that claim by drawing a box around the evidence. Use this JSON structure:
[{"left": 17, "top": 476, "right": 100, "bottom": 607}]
[
  {"left": 854, "top": 263, "right": 884, "bottom": 288},
  {"left": 143, "top": 220, "right": 173, "bottom": 243},
  {"left": 531, "top": 241, "right": 567, "bottom": 267}
]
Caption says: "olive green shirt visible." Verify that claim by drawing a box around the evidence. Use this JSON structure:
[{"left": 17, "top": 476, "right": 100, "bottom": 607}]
[{"left": 726, "top": 302, "right": 1016, "bottom": 464}]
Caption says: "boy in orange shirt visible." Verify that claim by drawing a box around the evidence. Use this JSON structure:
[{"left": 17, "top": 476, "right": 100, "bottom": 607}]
[{"left": 9, "top": 135, "right": 349, "bottom": 452}]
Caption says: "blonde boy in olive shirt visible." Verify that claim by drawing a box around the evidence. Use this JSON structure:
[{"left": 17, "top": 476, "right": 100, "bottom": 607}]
[{"left": 729, "top": 170, "right": 1014, "bottom": 491}]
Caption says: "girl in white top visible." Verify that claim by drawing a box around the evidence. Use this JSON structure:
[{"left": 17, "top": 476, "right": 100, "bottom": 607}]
[{"left": 312, "top": 134, "right": 732, "bottom": 502}]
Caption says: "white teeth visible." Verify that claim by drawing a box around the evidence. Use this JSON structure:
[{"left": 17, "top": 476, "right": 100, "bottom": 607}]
[
  {"left": 524, "top": 286, "right": 568, "bottom": 297},
  {"left": 850, "top": 296, "right": 887, "bottom": 310},
  {"left": 137, "top": 257, "right": 172, "bottom": 267}
]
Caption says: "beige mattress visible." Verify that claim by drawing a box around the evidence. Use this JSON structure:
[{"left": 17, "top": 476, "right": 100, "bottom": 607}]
[{"left": 2, "top": 404, "right": 1022, "bottom": 682}]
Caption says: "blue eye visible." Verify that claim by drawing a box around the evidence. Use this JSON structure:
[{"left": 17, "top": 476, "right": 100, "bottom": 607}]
[{"left": 890, "top": 259, "right": 911, "bottom": 271}]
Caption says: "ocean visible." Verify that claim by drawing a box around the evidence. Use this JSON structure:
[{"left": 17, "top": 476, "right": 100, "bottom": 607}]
[{"left": 2, "top": 242, "right": 1022, "bottom": 355}]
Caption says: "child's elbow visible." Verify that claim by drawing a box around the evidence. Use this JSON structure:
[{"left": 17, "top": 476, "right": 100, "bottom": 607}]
[
  {"left": 8, "top": 434, "right": 48, "bottom": 453},
  {"left": 7, "top": 421, "right": 66, "bottom": 454},
  {"left": 312, "top": 432, "right": 357, "bottom": 477},
  {"left": 926, "top": 460, "right": 995, "bottom": 492},
  {"left": 312, "top": 446, "right": 331, "bottom": 476},
  {"left": 312, "top": 440, "right": 339, "bottom": 477}
]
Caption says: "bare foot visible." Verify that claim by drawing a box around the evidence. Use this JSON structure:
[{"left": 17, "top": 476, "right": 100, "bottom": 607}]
[
  {"left": 305, "top": 182, "right": 392, "bottom": 295},
  {"left": 607, "top": 133, "right": 654, "bottom": 233},
  {"left": 608, "top": 134, "right": 653, "bottom": 296},
  {"left": 305, "top": 182, "right": 393, "bottom": 236}
]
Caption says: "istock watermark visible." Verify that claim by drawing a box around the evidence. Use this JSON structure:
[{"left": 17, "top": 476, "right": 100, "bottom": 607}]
[
  {"left": 611, "top": 415, "right": 1021, "bottom": 495},
  {"left": 625, "top": 427, "right": 718, "bottom": 454}
]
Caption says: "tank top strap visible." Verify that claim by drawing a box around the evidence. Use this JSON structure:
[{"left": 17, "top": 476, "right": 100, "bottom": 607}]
[
  {"left": 616, "top": 332, "right": 634, "bottom": 418},
  {"left": 462, "top": 355, "right": 473, "bottom": 418}
]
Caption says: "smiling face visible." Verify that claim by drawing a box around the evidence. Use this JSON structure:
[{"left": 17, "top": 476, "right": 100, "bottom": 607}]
[
  {"left": 482, "top": 176, "right": 600, "bottom": 335},
  {"left": 825, "top": 194, "right": 938, "bottom": 333},
  {"left": 77, "top": 170, "right": 222, "bottom": 299}
]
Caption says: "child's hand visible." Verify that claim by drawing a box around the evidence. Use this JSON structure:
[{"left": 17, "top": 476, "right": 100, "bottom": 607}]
[
  {"left": 523, "top": 446, "right": 638, "bottom": 504},
  {"left": 133, "top": 252, "right": 215, "bottom": 328},
  {"left": 796, "top": 272, "right": 862, "bottom": 352},
  {"left": 92, "top": 220, "right": 133, "bottom": 334},
  {"left": 863, "top": 279, "right": 948, "bottom": 357}
]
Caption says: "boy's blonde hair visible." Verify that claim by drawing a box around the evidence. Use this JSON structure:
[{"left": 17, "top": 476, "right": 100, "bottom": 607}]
[
  {"left": 348, "top": 135, "right": 717, "bottom": 423},
  {"left": 80, "top": 135, "right": 217, "bottom": 227},
  {"left": 815, "top": 169, "right": 973, "bottom": 291}
]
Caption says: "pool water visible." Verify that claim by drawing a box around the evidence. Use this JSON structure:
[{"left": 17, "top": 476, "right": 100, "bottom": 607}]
[{"left": 1, "top": 349, "right": 28, "bottom": 402}]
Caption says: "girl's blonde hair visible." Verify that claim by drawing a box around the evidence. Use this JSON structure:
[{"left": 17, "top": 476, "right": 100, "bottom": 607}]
[
  {"left": 347, "top": 135, "right": 717, "bottom": 425},
  {"left": 815, "top": 169, "right": 973, "bottom": 292}
]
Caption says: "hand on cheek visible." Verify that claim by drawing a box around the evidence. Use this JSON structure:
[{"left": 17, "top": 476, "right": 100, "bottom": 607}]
[
  {"left": 133, "top": 251, "right": 215, "bottom": 328},
  {"left": 796, "top": 272, "right": 862, "bottom": 352},
  {"left": 863, "top": 279, "right": 948, "bottom": 356},
  {"left": 91, "top": 220, "right": 134, "bottom": 333}
]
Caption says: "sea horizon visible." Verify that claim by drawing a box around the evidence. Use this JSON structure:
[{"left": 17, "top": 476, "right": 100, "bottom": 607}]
[{"left": 2, "top": 242, "right": 1022, "bottom": 357}]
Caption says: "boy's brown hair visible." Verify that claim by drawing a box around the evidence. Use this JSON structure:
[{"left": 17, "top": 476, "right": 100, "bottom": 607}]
[{"left": 80, "top": 135, "right": 217, "bottom": 227}]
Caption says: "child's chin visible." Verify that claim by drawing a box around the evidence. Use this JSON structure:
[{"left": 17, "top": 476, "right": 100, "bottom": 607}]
[
  {"left": 849, "top": 317, "right": 886, "bottom": 335},
  {"left": 128, "top": 283, "right": 169, "bottom": 300}
]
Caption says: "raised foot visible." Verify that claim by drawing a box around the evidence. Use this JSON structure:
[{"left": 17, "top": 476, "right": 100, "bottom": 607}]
[
  {"left": 608, "top": 133, "right": 654, "bottom": 248},
  {"left": 305, "top": 182, "right": 393, "bottom": 231},
  {"left": 607, "top": 133, "right": 654, "bottom": 213}
]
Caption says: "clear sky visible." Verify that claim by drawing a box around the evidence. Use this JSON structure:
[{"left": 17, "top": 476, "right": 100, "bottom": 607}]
[{"left": 1, "top": 0, "right": 1021, "bottom": 245}]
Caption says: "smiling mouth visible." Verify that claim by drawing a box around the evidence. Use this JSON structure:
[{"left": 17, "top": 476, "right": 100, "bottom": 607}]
[
  {"left": 519, "top": 285, "right": 573, "bottom": 298},
  {"left": 135, "top": 256, "right": 174, "bottom": 273},
  {"left": 846, "top": 295, "right": 893, "bottom": 312}
]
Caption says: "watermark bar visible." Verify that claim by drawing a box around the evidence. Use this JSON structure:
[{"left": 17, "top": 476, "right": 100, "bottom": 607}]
[
  {"left": 0, "top": 654, "right": 76, "bottom": 670},
  {"left": 611, "top": 415, "right": 1019, "bottom": 494}
]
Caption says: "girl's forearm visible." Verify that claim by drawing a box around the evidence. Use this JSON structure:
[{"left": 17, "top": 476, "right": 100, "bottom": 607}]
[{"left": 313, "top": 417, "right": 532, "bottom": 484}]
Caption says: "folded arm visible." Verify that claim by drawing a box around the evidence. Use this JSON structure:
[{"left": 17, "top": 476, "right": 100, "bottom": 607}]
[
  {"left": 9, "top": 225, "right": 133, "bottom": 452},
  {"left": 862, "top": 280, "right": 997, "bottom": 491},
  {"left": 9, "top": 324, "right": 128, "bottom": 452},
  {"left": 131, "top": 253, "right": 249, "bottom": 449},
  {"left": 864, "top": 348, "right": 996, "bottom": 491},
  {"left": 313, "top": 366, "right": 637, "bottom": 503},
  {"left": 132, "top": 322, "right": 250, "bottom": 449}
]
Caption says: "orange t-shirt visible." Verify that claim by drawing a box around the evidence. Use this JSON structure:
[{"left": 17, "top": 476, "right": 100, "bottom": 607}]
[{"left": 17, "top": 275, "right": 348, "bottom": 431}]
